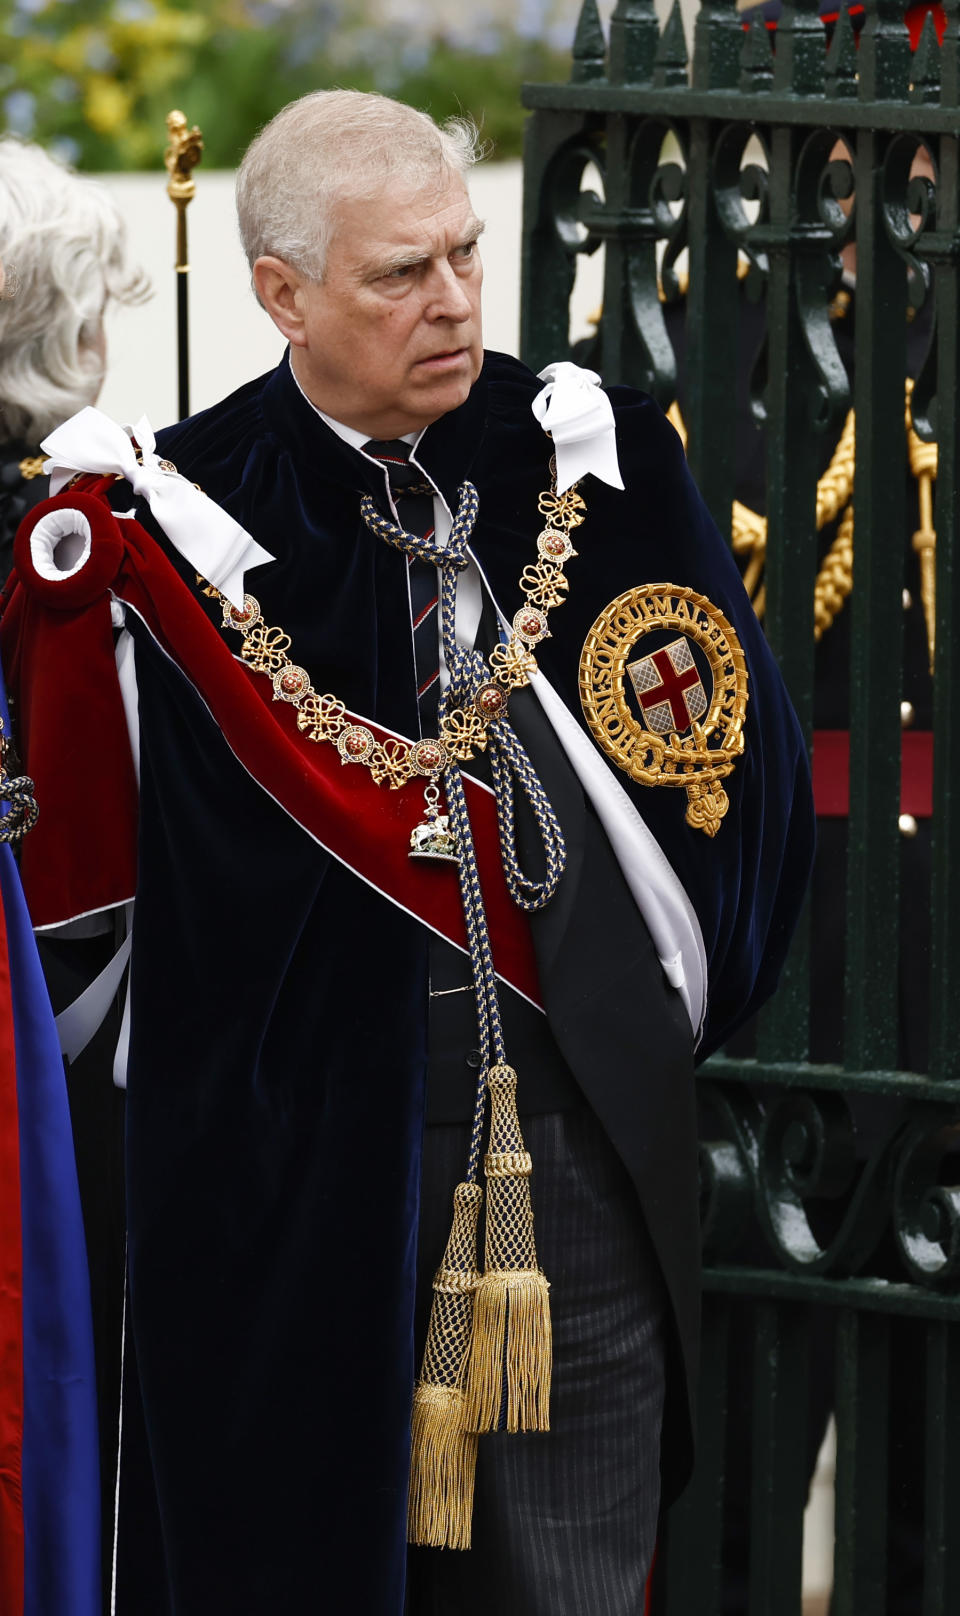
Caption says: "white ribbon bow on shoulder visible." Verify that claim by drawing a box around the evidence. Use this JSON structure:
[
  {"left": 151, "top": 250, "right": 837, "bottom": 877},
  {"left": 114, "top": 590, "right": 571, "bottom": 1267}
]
[
  {"left": 532, "top": 362, "right": 625, "bottom": 495},
  {"left": 40, "top": 405, "right": 274, "bottom": 610}
]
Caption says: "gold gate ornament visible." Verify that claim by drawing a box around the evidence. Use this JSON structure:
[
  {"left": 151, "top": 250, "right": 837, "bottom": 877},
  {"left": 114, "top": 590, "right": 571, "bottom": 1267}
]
[{"left": 579, "top": 584, "right": 749, "bottom": 837}]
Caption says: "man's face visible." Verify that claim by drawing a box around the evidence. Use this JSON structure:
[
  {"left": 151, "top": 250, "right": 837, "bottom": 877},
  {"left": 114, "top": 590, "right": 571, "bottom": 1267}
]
[{"left": 280, "top": 169, "right": 484, "bottom": 439}]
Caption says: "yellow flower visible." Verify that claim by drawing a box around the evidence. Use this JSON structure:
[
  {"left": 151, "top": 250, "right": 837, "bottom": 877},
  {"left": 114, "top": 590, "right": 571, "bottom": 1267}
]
[
  {"left": 110, "top": 12, "right": 209, "bottom": 53},
  {"left": 51, "top": 27, "right": 96, "bottom": 77},
  {"left": 84, "top": 75, "right": 132, "bottom": 135}
]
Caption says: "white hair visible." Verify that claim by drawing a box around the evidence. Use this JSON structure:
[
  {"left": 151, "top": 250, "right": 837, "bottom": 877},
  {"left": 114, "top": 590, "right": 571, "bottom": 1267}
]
[
  {"left": 236, "top": 89, "right": 482, "bottom": 283},
  {"left": 0, "top": 137, "right": 150, "bottom": 443}
]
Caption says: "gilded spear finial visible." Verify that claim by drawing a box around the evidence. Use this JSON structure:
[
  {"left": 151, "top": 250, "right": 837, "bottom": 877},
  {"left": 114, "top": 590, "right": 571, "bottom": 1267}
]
[{"left": 164, "top": 110, "right": 203, "bottom": 208}]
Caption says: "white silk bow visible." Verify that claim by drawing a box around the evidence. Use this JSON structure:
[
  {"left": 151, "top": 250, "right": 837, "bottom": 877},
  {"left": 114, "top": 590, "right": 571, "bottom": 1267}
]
[
  {"left": 41, "top": 406, "right": 274, "bottom": 609},
  {"left": 532, "top": 362, "right": 625, "bottom": 495}
]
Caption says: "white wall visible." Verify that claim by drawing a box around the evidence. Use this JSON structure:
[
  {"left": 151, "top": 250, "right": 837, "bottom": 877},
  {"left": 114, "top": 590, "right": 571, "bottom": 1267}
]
[{"left": 96, "top": 159, "right": 604, "bottom": 432}]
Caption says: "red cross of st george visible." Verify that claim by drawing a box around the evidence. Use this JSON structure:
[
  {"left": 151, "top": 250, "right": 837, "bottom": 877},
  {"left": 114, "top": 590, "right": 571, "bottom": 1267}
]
[{"left": 637, "top": 648, "right": 700, "bottom": 730}]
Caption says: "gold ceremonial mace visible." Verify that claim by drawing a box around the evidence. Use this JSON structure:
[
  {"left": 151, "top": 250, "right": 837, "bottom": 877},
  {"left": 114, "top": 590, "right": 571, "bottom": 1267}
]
[{"left": 164, "top": 110, "right": 204, "bottom": 421}]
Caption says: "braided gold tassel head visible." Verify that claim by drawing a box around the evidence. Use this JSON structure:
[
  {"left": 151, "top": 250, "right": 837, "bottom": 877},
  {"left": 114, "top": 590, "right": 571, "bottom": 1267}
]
[
  {"left": 408, "top": 1180, "right": 483, "bottom": 1550},
  {"left": 464, "top": 1064, "right": 552, "bottom": 1435}
]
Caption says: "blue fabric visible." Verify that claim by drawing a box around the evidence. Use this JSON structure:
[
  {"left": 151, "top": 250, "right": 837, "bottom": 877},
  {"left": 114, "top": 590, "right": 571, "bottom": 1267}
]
[
  {"left": 118, "top": 525, "right": 428, "bottom": 1613},
  {"left": 156, "top": 352, "right": 813, "bottom": 1065},
  {"left": 739, "top": 0, "right": 864, "bottom": 27},
  {"left": 474, "top": 375, "right": 814, "bottom": 1057},
  {"left": 127, "top": 350, "right": 811, "bottom": 1612},
  {"left": 0, "top": 676, "right": 100, "bottom": 1616}
]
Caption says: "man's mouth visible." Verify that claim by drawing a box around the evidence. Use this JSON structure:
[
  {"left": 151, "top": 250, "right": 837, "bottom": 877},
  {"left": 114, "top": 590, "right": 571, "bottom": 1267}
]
[{"left": 416, "top": 347, "right": 469, "bottom": 369}]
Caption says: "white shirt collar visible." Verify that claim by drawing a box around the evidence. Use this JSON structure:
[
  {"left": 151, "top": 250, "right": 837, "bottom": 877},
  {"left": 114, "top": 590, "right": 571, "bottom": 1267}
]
[{"left": 287, "top": 353, "right": 419, "bottom": 456}]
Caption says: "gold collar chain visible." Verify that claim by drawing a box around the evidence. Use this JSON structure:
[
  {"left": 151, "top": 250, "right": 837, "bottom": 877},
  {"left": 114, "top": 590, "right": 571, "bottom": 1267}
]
[{"left": 202, "top": 460, "right": 586, "bottom": 790}]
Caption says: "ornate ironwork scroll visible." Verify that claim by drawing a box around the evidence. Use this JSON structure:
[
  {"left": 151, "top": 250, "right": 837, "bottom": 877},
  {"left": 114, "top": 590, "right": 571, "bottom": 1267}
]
[{"left": 521, "top": 2, "right": 960, "bottom": 1610}]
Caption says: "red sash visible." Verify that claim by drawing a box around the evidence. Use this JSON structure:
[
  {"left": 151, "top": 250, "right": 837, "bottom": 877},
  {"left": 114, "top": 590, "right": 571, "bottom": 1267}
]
[{"left": 3, "top": 489, "right": 542, "bottom": 1006}]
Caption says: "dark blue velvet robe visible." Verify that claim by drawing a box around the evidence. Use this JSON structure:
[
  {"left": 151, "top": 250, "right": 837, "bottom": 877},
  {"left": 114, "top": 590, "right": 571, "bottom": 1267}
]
[{"left": 102, "top": 351, "right": 811, "bottom": 1614}]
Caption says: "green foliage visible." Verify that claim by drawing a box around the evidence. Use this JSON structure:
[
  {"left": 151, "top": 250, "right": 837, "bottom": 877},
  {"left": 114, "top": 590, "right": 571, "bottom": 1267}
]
[{"left": 0, "top": 1, "right": 573, "bottom": 170}]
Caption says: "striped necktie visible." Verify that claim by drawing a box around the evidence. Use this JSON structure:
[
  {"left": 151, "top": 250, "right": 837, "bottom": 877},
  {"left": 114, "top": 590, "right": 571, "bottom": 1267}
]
[{"left": 364, "top": 438, "right": 440, "bottom": 733}]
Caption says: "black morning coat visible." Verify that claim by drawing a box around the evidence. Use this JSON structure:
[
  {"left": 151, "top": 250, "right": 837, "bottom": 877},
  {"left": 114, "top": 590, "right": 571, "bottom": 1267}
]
[{"left": 55, "top": 350, "right": 812, "bottom": 1614}]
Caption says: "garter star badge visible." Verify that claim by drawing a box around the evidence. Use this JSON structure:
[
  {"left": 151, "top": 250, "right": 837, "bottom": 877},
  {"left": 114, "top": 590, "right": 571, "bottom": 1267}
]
[{"left": 579, "top": 584, "right": 749, "bottom": 837}]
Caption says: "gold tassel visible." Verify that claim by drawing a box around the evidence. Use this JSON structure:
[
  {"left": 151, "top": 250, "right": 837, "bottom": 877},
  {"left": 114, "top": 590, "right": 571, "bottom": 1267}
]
[
  {"left": 407, "top": 1181, "right": 482, "bottom": 1550},
  {"left": 465, "top": 1064, "right": 552, "bottom": 1435},
  {"left": 408, "top": 1384, "right": 477, "bottom": 1550}
]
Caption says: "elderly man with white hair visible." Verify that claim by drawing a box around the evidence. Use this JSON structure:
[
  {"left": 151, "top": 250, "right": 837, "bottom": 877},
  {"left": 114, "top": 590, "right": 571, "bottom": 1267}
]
[{"left": 3, "top": 91, "right": 813, "bottom": 1615}]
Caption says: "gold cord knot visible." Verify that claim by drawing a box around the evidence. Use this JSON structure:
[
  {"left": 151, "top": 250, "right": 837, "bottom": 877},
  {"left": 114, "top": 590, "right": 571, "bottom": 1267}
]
[
  {"left": 485, "top": 1062, "right": 518, "bottom": 1090},
  {"left": 484, "top": 1150, "right": 533, "bottom": 1178}
]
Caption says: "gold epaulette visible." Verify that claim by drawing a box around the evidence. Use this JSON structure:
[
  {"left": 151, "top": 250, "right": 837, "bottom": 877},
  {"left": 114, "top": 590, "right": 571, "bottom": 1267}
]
[{"left": 18, "top": 455, "right": 45, "bottom": 481}]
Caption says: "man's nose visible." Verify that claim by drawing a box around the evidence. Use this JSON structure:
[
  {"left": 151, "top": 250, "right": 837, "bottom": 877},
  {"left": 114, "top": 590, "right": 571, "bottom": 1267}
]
[{"left": 423, "top": 260, "right": 474, "bottom": 321}]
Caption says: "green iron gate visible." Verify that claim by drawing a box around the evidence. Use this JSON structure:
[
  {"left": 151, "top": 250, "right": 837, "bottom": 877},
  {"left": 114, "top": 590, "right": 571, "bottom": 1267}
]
[{"left": 520, "top": 2, "right": 960, "bottom": 1611}]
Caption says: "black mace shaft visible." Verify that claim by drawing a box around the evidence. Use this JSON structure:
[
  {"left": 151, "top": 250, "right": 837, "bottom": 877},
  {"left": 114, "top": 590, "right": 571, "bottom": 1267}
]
[{"left": 176, "top": 217, "right": 190, "bottom": 421}]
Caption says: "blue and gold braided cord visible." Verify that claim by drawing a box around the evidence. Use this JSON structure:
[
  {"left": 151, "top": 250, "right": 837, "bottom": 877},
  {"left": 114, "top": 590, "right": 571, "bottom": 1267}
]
[
  {"left": 487, "top": 718, "right": 566, "bottom": 912},
  {"left": 433, "top": 517, "right": 566, "bottom": 913},
  {"left": 359, "top": 478, "right": 567, "bottom": 1175},
  {"left": 365, "top": 478, "right": 559, "bottom": 1532},
  {"left": 359, "top": 482, "right": 477, "bottom": 572},
  {"left": 442, "top": 760, "right": 504, "bottom": 1183}
]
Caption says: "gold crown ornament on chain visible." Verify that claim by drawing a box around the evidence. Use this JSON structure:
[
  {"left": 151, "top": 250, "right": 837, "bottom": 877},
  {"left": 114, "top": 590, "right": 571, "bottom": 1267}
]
[
  {"left": 202, "top": 465, "right": 750, "bottom": 842},
  {"left": 205, "top": 458, "right": 587, "bottom": 862}
]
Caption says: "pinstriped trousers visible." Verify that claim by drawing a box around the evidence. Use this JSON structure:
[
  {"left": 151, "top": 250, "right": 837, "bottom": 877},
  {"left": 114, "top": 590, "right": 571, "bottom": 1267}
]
[{"left": 406, "top": 1105, "right": 666, "bottom": 1616}]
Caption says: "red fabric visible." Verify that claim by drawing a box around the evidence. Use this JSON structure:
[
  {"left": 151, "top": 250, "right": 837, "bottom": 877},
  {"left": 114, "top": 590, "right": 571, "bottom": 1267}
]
[
  {"left": 0, "top": 895, "right": 24, "bottom": 1616},
  {"left": 818, "top": 4, "right": 865, "bottom": 20},
  {"left": 3, "top": 492, "right": 139, "bottom": 927},
  {"left": 905, "top": 2, "right": 946, "bottom": 45},
  {"left": 750, "top": 3, "right": 944, "bottom": 45},
  {"left": 3, "top": 492, "right": 542, "bottom": 1006},
  {"left": 812, "top": 728, "right": 933, "bottom": 818},
  {"left": 823, "top": 3, "right": 946, "bottom": 45}
]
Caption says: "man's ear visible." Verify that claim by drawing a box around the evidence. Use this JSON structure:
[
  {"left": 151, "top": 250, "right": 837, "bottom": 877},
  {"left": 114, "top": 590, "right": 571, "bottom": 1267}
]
[{"left": 253, "top": 257, "right": 309, "bottom": 346}]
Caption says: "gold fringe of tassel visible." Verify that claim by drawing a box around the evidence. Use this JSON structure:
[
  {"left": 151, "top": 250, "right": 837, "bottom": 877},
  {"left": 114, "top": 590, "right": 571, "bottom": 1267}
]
[
  {"left": 408, "top": 1383, "right": 478, "bottom": 1550},
  {"left": 407, "top": 1180, "right": 483, "bottom": 1550},
  {"left": 464, "top": 1267, "right": 552, "bottom": 1433},
  {"left": 464, "top": 1064, "right": 552, "bottom": 1434}
]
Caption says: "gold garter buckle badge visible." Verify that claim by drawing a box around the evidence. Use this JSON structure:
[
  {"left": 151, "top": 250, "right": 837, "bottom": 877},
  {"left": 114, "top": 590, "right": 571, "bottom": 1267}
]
[{"left": 579, "top": 583, "right": 749, "bottom": 838}]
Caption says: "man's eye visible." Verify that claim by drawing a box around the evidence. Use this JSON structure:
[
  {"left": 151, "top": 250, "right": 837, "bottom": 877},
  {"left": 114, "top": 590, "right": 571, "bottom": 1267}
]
[
  {"left": 385, "top": 264, "right": 415, "bottom": 280},
  {"left": 454, "top": 243, "right": 476, "bottom": 261}
]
